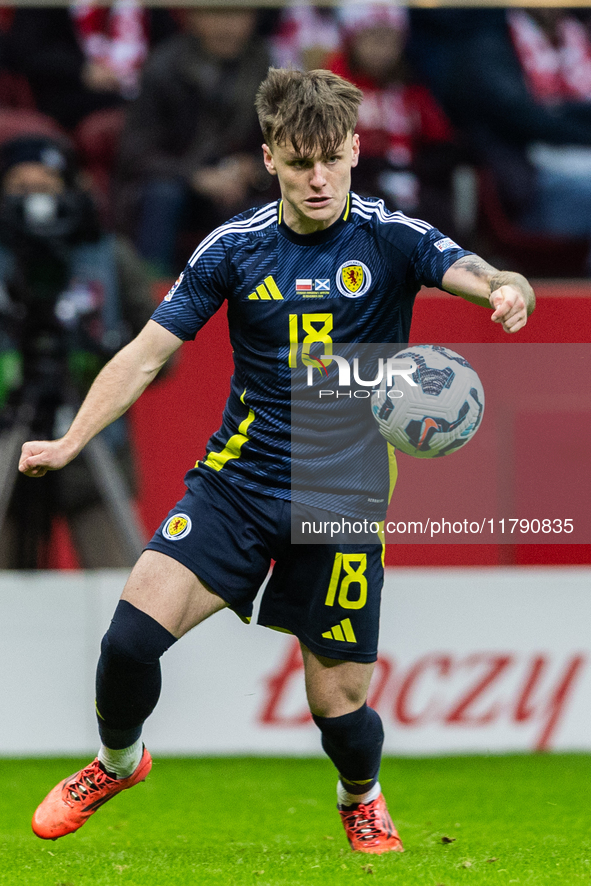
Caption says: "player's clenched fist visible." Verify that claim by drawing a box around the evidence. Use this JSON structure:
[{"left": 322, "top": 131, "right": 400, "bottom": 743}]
[
  {"left": 490, "top": 285, "right": 529, "bottom": 334},
  {"left": 19, "top": 440, "right": 75, "bottom": 477}
]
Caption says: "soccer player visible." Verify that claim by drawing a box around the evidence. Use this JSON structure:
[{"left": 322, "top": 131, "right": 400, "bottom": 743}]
[{"left": 20, "top": 68, "right": 535, "bottom": 854}]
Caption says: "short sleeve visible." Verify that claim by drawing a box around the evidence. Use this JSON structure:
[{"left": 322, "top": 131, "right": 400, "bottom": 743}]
[
  {"left": 410, "top": 228, "right": 474, "bottom": 290},
  {"left": 150, "top": 255, "right": 228, "bottom": 341}
]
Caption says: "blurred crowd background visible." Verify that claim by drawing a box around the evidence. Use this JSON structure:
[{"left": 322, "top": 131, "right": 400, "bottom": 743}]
[{"left": 2, "top": 3, "right": 591, "bottom": 279}]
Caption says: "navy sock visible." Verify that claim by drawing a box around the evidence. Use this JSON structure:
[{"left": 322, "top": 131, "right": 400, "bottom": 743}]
[
  {"left": 95, "top": 600, "right": 177, "bottom": 749},
  {"left": 312, "top": 703, "right": 384, "bottom": 798}
]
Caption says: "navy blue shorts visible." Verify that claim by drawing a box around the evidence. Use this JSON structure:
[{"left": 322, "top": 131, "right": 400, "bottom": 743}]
[{"left": 146, "top": 468, "right": 384, "bottom": 663}]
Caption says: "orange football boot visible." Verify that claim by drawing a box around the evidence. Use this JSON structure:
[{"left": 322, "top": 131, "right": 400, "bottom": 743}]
[
  {"left": 338, "top": 793, "right": 404, "bottom": 854},
  {"left": 32, "top": 747, "right": 152, "bottom": 840}
]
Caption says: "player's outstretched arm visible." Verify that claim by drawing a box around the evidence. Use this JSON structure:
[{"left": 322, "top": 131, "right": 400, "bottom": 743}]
[
  {"left": 19, "top": 320, "right": 183, "bottom": 478},
  {"left": 441, "top": 255, "right": 535, "bottom": 334}
]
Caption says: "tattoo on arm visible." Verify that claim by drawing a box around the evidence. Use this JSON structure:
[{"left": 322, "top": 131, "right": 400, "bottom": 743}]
[
  {"left": 451, "top": 255, "right": 535, "bottom": 313},
  {"left": 452, "top": 255, "right": 497, "bottom": 281}
]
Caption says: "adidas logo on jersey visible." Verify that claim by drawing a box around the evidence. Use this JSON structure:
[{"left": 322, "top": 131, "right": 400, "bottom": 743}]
[
  {"left": 322, "top": 618, "right": 357, "bottom": 643},
  {"left": 247, "top": 276, "right": 283, "bottom": 300}
]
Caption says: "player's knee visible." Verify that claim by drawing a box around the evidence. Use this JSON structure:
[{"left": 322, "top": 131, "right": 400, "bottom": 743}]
[
  {"left": 306, "top": 676, "right": 370, "bottom": 719},
  {"left": 102, "top": 600, "right": 177, "bottom": 664}
]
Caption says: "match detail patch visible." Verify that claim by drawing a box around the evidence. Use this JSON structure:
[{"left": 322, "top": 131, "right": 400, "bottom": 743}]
[{"left": 163, "top": 513, "right": 192, "bottom": 540}]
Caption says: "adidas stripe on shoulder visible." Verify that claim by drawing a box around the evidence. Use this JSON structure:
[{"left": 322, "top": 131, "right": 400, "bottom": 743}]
[
  {"left": 350, "top": 194, "right": 432, "bottom": 234},
  {"left": 188, "top": 203, "right": 278, "bottom": 267}
]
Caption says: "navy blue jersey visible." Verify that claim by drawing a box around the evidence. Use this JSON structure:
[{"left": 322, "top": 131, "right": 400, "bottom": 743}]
[{"left": 151, "top": 192, "right": 473, "bottom": 518}]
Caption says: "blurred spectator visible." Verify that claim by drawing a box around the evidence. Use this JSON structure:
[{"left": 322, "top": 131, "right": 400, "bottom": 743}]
[
  {"left": 506, "top": 8, "right": 591, "bottom": 235},
  {"left": 115, "top": 7, "right": 272, "bottom": 276},
  {"left": 114, "top": 7, "right": 272, "bottom": 277},
  {"left": 409, "top": 9, "right": 591, "bottom": 237},
  {"left": 328, "top": 4, "right": 458, "bottom": 231},
  {"left": 270, "top": 3, "right": 340, "bottom": 71},
  {"left": 0, "top": 134, "right": 155, "bottom": 568},
  {"left": 70, "top": 0, "right": 154, "bottom": 101},
  {"left": 6, "top": 4, "right": 178, "bottom": 130}
]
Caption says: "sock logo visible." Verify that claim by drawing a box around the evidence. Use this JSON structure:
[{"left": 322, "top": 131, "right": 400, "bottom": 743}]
[
  {"left": 163, "top": 513, "right": 192, "bottom": 540},
  {"left": 322, "top": 618, "right": 357, "bottom": 643}
]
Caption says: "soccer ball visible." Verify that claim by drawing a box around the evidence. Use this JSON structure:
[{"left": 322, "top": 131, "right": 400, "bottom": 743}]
[{"left": 371, "top": 345, "right": 485, "bottom": 458}]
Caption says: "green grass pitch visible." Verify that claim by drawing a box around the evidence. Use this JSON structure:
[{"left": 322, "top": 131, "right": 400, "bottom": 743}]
[{"left": 1, "top": 754, "right": 590, "bottom": 885}]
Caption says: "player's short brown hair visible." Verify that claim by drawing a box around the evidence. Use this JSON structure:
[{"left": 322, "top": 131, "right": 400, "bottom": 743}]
[{"left": 255, "top": 68, "right": 363, "bottom": 156}]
